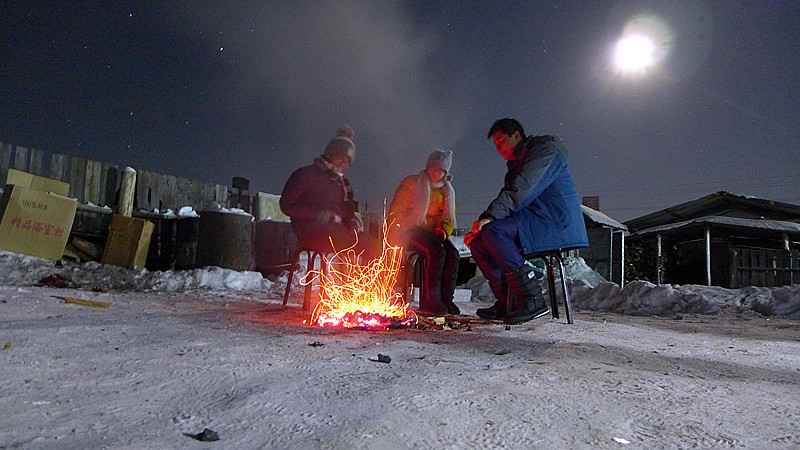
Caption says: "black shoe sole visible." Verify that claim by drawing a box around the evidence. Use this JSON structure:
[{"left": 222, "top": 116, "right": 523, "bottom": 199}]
[
  {"left": 504, "top": 308, "right": 550, "bottom": 325},
  {"left": 476, "top": 309, "right": 505, "bottom": 320}
]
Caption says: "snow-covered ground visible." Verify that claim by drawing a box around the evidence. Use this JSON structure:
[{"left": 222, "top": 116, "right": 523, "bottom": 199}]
[{"left": 1, "top": 250, "right": 799, "bottom": 448}]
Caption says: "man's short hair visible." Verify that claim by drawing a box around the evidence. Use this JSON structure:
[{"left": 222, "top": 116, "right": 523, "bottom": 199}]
[{"left": 487, "top": 118, "right": 526, "bottom": 139}]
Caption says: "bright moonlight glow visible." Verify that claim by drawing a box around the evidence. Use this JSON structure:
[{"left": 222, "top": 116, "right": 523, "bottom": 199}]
[
  {"left": 613, "top": 14, "right": 673, "bottom": 76},
  {"left": 615, "top": 35, "right": 655, "bottom": 72}
]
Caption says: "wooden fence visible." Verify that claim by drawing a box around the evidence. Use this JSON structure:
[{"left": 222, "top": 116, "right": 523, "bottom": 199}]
[
  {"left": 1, "top": 142, "right": 229, "bottom": 213},
  {"left": 734, "top": 247, "right": 800, "bottom": 288}
]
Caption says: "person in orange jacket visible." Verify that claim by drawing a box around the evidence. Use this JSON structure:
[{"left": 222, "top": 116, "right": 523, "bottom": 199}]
[{"left": 387, "top": 148, "right": 460, "bottom": 315}]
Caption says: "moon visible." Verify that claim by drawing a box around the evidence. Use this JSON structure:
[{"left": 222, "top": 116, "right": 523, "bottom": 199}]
[
  {"left": 613, "top": 14, "right": 674, "bottom": 75},
  {"left": 615, "top": 35, "right": 655, "bottom": 72}
]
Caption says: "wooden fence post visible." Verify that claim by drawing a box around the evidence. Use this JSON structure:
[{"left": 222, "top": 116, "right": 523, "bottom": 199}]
[
  {"left": 0, "top": 143, "right": 11, "bottom": 184},
  {"left": 50, "top": 154, "right": 71, "bottom": 183},
  {"left": 84, "top": 160, "right": 103, "bottom": 205},
  {"left": 70, "top": 156, "right": 87, "bottom": 203},
  {"left": 29, "top": 148, "right": 44, "bottom": 175},
  {"left": 102, "top": 164, "right": 119, "bottom": 208},
  {"left": 119, "top": 167, "right": 136, "bottom": 217},
  {"left": 14, "top": 146, "right": 28, "bottom": 172}
]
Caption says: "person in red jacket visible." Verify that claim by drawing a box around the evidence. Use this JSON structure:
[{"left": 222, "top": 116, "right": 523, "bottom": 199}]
[
  {"left": 387, "top": 148, "right": 459, "bottom": 316},
  {"left": 280, "top": 124, "right": 381, "bottom": 263}
]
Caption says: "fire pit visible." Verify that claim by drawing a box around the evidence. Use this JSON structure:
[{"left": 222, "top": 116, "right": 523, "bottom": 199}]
[{"left": 308, "top": 241, "right": 417, "bottom": 329}]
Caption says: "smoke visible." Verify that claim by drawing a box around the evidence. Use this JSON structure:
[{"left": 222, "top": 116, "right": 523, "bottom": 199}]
[{"left": 173, "top": 1, "right": 472, "bottom": 207}]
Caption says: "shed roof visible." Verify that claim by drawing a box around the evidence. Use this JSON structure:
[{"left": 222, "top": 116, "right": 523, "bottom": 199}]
[
  {"left": 624, "top": 191, "right": 800, "bottom": 232},
  {"left": 582, "top": 205, "right": 627, "bottom": 231},
  {"left": 630, "top": 215, "right": 800, "bottom": 237}
]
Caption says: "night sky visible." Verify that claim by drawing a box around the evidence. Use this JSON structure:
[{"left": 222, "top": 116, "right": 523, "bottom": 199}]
[{"left": 2, "top": 1, "right": 798, "bottom": 226}]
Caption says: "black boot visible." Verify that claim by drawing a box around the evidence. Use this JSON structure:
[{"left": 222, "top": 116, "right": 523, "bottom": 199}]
[
  {"left": 419, "top": 293, "right": 449, "bottom": 316},
  {"left": 476, "top": 279, "right": 508, "bottom": 320},
  {"left": 504, "top": 267, "right": 549, "bottom": 325},
  {"left": 442, "top": 297, "right": 460, "bottom": 315}
]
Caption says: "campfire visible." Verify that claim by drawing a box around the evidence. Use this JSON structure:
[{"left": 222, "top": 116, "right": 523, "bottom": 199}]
[{"left": 308, "top": 239, "right": 417, "bottom": 329}]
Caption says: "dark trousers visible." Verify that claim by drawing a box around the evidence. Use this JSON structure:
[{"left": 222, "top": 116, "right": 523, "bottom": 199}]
[
  {"left": 401, "top": 227, "right": 459, "bottom": 303},
  {"left": 469, "top": 216, "right": 525, "bottom": 284}
]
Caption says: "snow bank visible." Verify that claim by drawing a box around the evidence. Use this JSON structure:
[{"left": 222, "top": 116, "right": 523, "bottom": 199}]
[
  {"left": 1, "top": 250, "right": 799, "bottom": 320},
  {"left": 461, "top": 255, "right": 800, "bottom": 320}
]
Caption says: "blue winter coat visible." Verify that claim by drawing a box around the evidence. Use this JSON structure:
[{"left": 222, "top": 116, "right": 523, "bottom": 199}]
[{"left": 480, "top": 135, "right": 588, "bottom": 254}]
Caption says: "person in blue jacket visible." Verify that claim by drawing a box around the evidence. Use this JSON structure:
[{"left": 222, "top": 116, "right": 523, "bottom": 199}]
[{"left": 464, "top": 118, "right": 588, "bottom": 324}]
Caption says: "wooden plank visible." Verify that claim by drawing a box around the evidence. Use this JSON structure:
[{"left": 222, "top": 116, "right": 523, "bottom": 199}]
[
  {"left": 84, "top": 160, "right": 103, "bottom": 205},
  {"left": 13, "top": 146, "right": 28, "bottom": 171},
  {"left": 70, "top": 156, "right": 87, "bottom": 203},
  {"left": 216, "top": 184, "right": 228, "bottom": 209},
  {"left": 159, "top": 174, "right": 178, "bottom": 212},
  {"left": 176, "top": 177, "right": 193, "bottom": 211},
  {"left": 0, "top": 143, "right": 11, "bottom": 184},
  {"left": 29, "top": 148, "right": 44, "bottom": 175},
  {"left": 101, "top": 164, "right": 119, "bottom": 208},
  {"left": 50, "top": 154, "right": 71, "bottom": 183},
  {"left": 136, "top": 169, "right": 155, "bottom": 212}
]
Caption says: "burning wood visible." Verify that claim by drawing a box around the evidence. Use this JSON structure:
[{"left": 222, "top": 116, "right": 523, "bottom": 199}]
[{"left": 309, "top": 239, "right": 417, "bottom": 329}]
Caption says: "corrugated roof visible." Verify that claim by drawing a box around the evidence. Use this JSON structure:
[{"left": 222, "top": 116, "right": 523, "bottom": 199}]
[
  {"left": 631, "top": 215, "right": 800, "bottom": 236},
  {"left": 581, "top": 205, "right": 627, "bottom": 231},
  {"left": 624, "top": 191, "right": 800, "bottom": 232}
]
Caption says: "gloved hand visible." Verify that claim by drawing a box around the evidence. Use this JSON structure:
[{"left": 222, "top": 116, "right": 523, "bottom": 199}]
[
  {"left": 463, "top": 231, "right": 476, "bottom": 249},
  {"left": 316, "top": 209, "right": 342, "bottom": 225},
  {"left": 349, "top": 216, "right": 363, "bottom": 231}
]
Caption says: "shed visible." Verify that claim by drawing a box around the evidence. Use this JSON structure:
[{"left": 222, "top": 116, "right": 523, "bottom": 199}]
[
  {"left": 625, "top": 192, "right": 800, "bottom": 288},
  {"left": 580, "top": 205, "right": 628, "bottom": 285}
]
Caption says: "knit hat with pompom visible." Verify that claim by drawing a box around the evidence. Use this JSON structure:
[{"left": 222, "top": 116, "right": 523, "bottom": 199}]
[
  {"left": 323, "top": 124, "right": 356, "bottom": 162},
  {"left": 426, "top": 147, "right": 452, "bottom": 173}
]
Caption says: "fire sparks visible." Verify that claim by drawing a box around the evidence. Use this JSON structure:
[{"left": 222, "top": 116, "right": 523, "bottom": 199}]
[{"left": 309, "top": 239, "right": 417, "bottom": 329}]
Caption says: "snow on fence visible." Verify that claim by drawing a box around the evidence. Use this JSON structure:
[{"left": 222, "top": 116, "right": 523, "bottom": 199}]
[{"left": 1, "top": 142, "right": 228, "bottom": 212}]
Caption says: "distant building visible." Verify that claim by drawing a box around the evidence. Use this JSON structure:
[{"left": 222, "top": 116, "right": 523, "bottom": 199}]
[
  {"left": 580, "top": 205, "right": 627, "bottom": 286},
  {"left": 624, "top": 191, "right": 800, "bottom": 288},
  {"left": 582, "top": 195, "right": 600, "bottom": 211}
]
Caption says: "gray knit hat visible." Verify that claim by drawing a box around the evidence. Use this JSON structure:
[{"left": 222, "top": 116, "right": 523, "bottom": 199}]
[
  {"left": 323, "top": 124, "right": 356, "bottom": 162},
  {"left": 426, "top": 147, "right": 452, "bottom": 173}
]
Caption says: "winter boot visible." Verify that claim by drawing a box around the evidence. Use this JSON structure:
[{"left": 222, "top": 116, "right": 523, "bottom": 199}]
[
  {"left": 476, "top": 279, "right": 508, "bottom": 320},
  {"left": 504, "top": 266, "right": 549, "bottom": 325},
  {"left": 418, "top": 292, "right": 449, "bottom": 316},
  {"left": 442, "top": 297, "right": 460, "bottom": 315}
]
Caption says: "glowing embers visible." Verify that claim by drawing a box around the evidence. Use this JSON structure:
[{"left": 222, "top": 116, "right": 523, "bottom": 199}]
[{"left": 310, "top": 242, "right": 417, "bottom": 329}]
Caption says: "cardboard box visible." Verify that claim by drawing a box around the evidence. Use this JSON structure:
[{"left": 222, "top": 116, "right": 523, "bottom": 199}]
[
  {"left": 5, "top": 168, "right": 70, "bottom": 197},
  {"left": 0, "top": 185, "right": 78, "bottom": 260},
  {"left": 102, "top": 215, "right": 154, "bottom": 268}
]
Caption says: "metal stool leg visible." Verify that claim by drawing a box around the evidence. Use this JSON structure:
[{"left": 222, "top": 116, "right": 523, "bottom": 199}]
[
  {"left": 303, "top": 251, "right": 323, "bottom": 312},
  {"left": 403, "top": 254, "right": 413, "bottom": 303},
  {"left": 403, "top": 253, "right": 427, "bottom": 305},
  {"left": 418, "top": 256, "right": 427, "bottom": 307},
  {"left": 283, "top": 248, "right": 303, "bottom": 306},
  {"left": 552, "top": 252, "right": 573, "bottom": 324},
  {"left": 545, "top": 255, "right": 560, "bottom": 319}
]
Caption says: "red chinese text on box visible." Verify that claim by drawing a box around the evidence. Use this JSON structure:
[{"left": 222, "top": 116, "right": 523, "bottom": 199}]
[{"left": 9, "top": 216, "right": 65, "bottom": 236}]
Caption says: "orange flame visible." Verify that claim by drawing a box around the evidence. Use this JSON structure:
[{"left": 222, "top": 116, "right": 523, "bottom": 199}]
[{"left": 309, "top": 237, "right": 417, "bottom": 329}]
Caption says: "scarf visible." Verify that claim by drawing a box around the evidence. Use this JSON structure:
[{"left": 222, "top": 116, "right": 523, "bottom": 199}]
[
  {"left": 316, "top": 156, "right": 350, "bottom": 202},
  {"left": 410, "top": 170, "right": 456, "bottom": 228}
]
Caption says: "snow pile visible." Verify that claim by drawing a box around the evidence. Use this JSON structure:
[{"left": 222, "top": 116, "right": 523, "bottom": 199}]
[
  {"left": 462, "top": 255, "right": 800, "bottom": 320},
  {"left": 0, "top": 251, "right": 280, "bottom": 296},
  {"left": 1, "top": 250, "right": 799, "bottom": 320},
  {"left": 147, "top": 266, "right": 273, "bottom": 293},
  {"left": 570, "top": 280, "right": 725, "bottom": 316}
]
